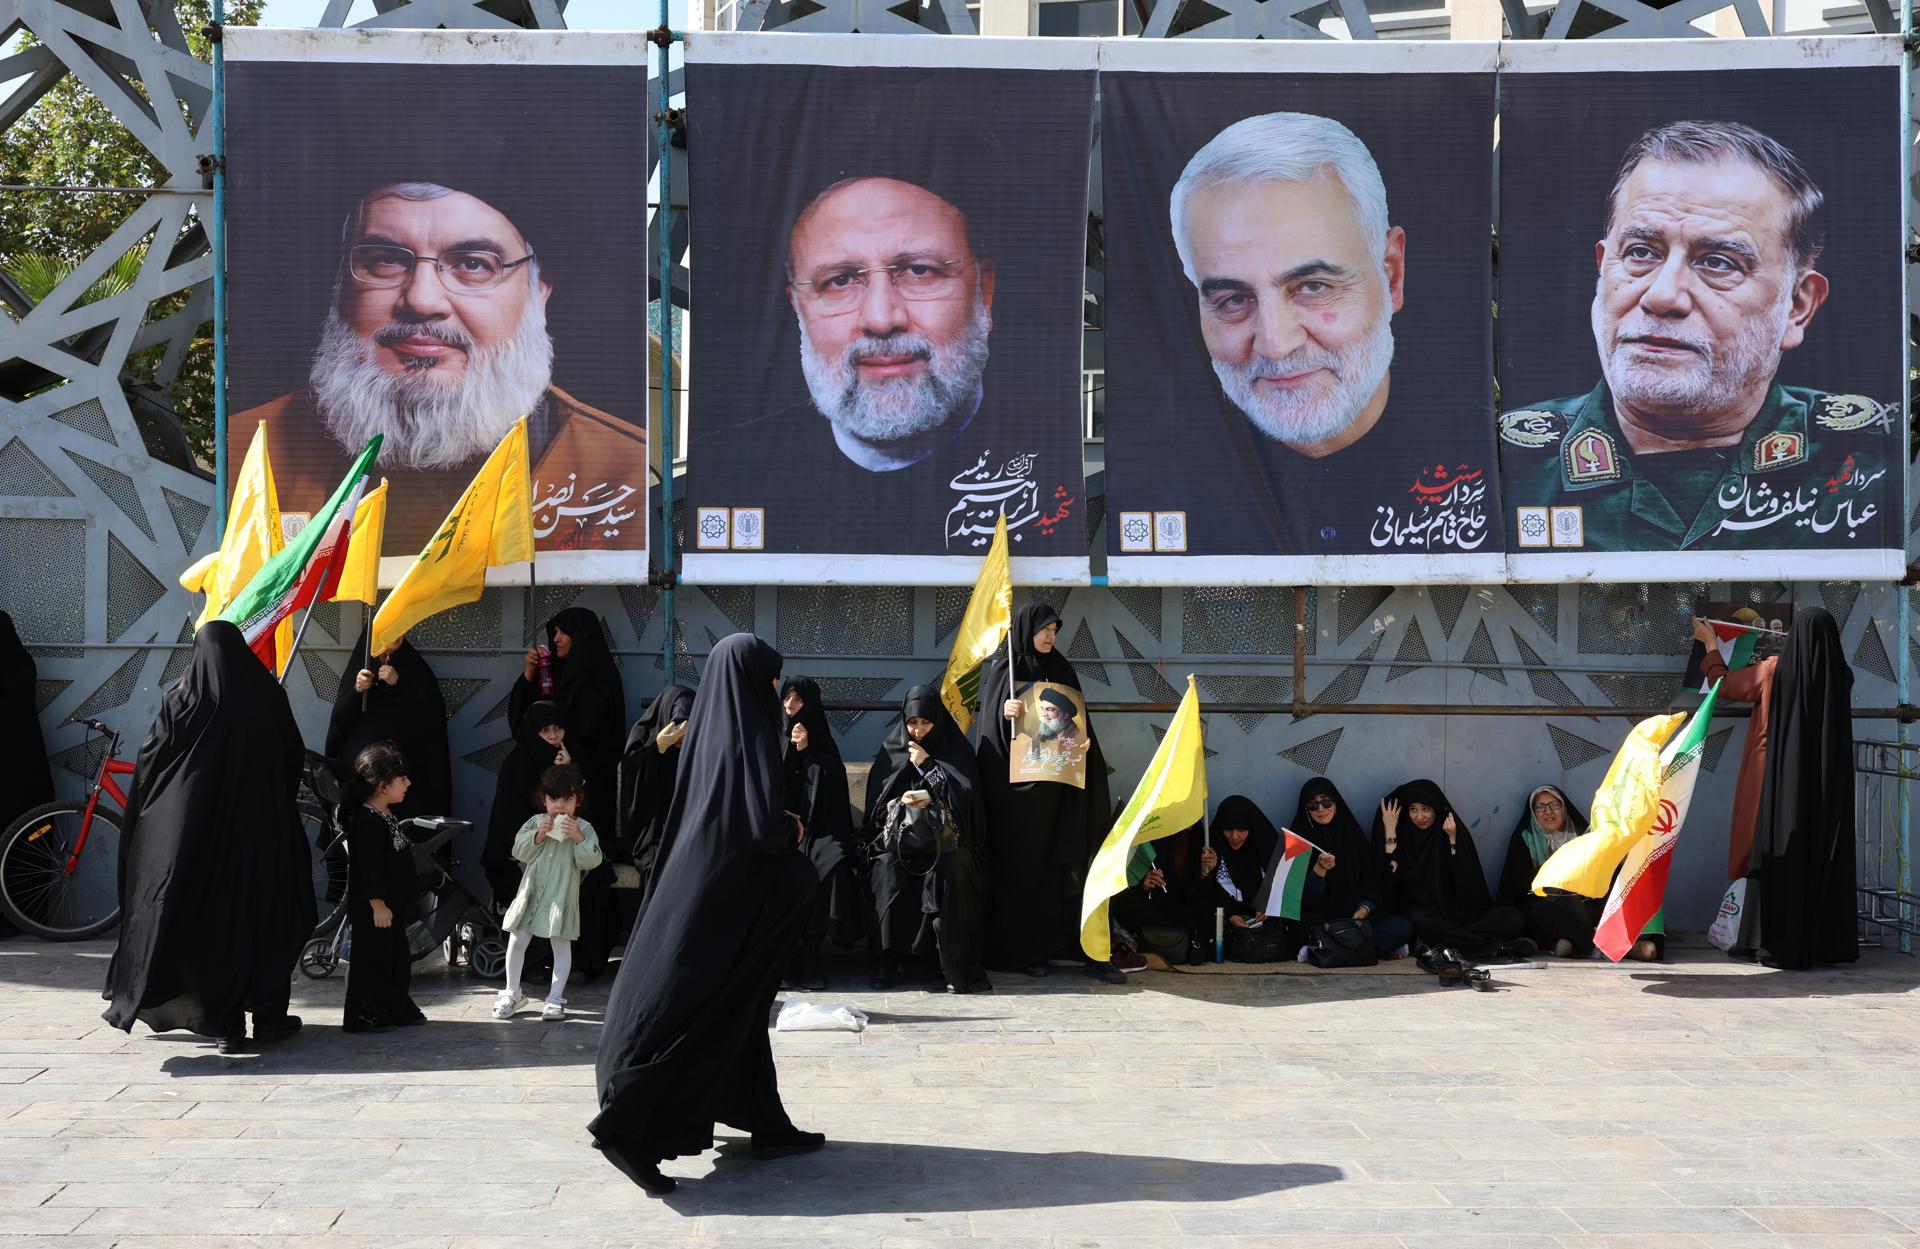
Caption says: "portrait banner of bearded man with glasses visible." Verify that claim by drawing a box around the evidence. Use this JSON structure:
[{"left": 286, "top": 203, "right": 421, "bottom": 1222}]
[{"left": 229, "top": 180, "right": 647, "bottom": 556}]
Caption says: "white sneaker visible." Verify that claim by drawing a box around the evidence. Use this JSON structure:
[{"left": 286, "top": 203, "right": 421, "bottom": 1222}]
[
  {"left": 541, "top": 999, "right": 566, "bottom": 1022},
  {"left": 492, "top": 991, "right": 525, "bottom": 1020}
]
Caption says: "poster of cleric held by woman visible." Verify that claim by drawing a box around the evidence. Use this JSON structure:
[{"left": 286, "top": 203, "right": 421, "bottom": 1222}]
[
  {"left": 1098, "top": 44, "right": 1503, "bottom": 586},
  {"left": 223, "top": 30, "right": 649, "bottom": 584},
  {"left": 1497, "top": 41, "right": 1904, "bottom": 582},
  {"left": 681, "top": 37, "right": 1096, "bottom": 585}
]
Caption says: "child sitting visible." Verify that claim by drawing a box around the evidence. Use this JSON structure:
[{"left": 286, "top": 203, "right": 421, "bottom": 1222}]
[
  {"left": 493, "top": 764, "right": 603, "bottom": 1022},
  {"left": 345, "top": 741, "right": 426, "bottom": 1033}
]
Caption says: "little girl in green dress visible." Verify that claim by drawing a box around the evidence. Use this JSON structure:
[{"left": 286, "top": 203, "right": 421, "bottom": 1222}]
[{"left": 492, "top": 764, "right": 603, "bottom": 1022}]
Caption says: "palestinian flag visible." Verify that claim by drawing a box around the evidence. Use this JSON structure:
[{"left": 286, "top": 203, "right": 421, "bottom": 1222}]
[
  {"left": 1593, "top": 681, "right": 1721, "bottom": 961},
  {"left": 219, "top": 436, "right": 381, "bottom": 669},
  {"left": 1685, "top": 620, "right": 1759, "bottom": 692},
  {"left": 1257, "top": 827, "right": 1318, "bottom": 922}
]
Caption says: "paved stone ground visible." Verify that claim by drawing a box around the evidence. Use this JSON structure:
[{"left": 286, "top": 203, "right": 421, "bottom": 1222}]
[{"left": 2, "top": 935, "right": 1918, "bottom": 1249}]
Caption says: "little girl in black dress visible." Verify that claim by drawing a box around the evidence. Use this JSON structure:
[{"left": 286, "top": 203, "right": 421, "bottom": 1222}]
[{"left": 344, "top": 741, "right": 425, "bottom": 1033}]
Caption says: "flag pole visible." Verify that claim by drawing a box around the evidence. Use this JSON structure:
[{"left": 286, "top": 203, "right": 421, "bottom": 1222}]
[
  {"left": 361, "top": 600, "right": 372, "bottom": 711},
  {"left": 278, "top": 561, "right": 334, "bottom": 688}
]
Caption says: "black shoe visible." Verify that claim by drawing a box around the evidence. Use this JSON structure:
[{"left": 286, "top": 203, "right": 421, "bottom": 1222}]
[
  {"left": 253, "top": 1015, "right": 303, "bottom": 1045},
  {"left": 633, "top": 1164, "right": 677, "bottom": 1194},
  {"left": 1084, "top": 962, "right": 1127, "bottom": 986},
  {"left": 341, "top": 1015, "right": 392, "bottom": 1035},
  {"left": 393, "top": 1013, "right": 428, "bottom": 1027},
  {"left": 751, "top": 1128, "right": 826, "bottom": 1159},
  {"left": 1493, "top": 938, "right": 1538, "bottom": 962},
  {"left": 216, "top": 1030, "right": 248, "bottom": 1055}
]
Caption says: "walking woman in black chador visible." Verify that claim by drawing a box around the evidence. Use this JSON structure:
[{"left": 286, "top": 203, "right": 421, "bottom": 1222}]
[
  {"left": 591, "top": 633, "right": 823, "bottom": 1195},
  {"left": 781, "top": 676, "right": 860, "bottom": 990},
  {"left": 865, "top": 684, "right": 990, "bottom": 994},
  {"left": 102, "top": 623, "right": 314, "bottom": 1053},
  {"left": 326, "top": 629, "right": 450, "bottom": 823},
  {"left": 975, "top": 601, "right": 1121, "bottom": 982},
  {"left": 512, "top": 606, "right": 624, "bottom": 976}
]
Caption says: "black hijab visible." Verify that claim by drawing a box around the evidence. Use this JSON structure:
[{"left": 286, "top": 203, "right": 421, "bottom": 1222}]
[
  {"left": 780, "top": 676, "right": 851, "bottom": 852},
  {"left": 866, "top": 684, "right": 987, "bottom": 845},
  {"left": 483, "top": 700, "right": 565, "bottom": 887},
  {"left": 1291, "top": 777, "right": 1377, "bottom": 919},
  {"left": 102, "top": 622, "right": 314, "bottom": 1035},
  {"left": 1751, "top": 606, "right": 1857, "bottom": 968},
  {"left": 592, "top": 633, "right": 819, "bottom": 1170},
  {"left": 1371, "top": 778, "right": 1492, "bottom": 919},
  {"left": 324, "top": 627, "right": 450, "bottom": 821},
  {"left": 520, "top": 606, "right": 625, "bottom": 820},
  {"left": 618, "top": 683, "right": 694, "bottom": 868},
  {"left": 1208, "top": 794, "right": 1280, "bottom": 902},
  {"left": 0, "top": 610, "right": 53, "bottom": 828},
  {"left": 976, "top": 602, "right": 1080, "bottom": 720}
]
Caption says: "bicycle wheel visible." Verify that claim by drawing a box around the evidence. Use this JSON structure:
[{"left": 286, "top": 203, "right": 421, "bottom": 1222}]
[
  {"left": 0, "top": 802, "right": 123, "bottom": 940},
  {"left": 303, "top": 801, "right": 349, "bottom": 937}
]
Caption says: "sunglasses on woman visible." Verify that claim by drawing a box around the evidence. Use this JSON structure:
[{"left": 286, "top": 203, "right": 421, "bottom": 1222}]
[{"left": 1306, "top": 797, "right": 1336, "bottom": 812}]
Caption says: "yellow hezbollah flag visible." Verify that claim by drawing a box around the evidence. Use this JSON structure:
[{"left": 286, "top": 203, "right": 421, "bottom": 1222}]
[
  {"left": 179, "top": 421, "right": 293, "bottom": 671},
  {"left": 939, "top": 513, "right": 1012, "bottom": 735},
  {"left": 1080, "top": 675, "right": 1209, "bottom": 963},
  {"left": 1531, "top": 709, "right": 1686, "bottom": 898},
  {"left": 370, "top": 419, "right": 533, "bottom": 656},
  {"left": 329, "top": 478, "right": 388, "bottom": 606}
]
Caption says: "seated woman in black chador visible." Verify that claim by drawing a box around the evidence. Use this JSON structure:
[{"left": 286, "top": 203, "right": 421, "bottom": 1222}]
[
  {"left": 780, "top": 677, "right": 861, "bottom": 991},
  {"left": 1194, "top": 795, "right": 1278, "bottom": 932},
  {"left": 1372, "top": 779, "right": 1526, "bottom": 960},
  {"left": 1291, "top": 777, "right": 1413, "bottom": 959},
  {"left": 864, "top": 685, "right": 990, "bottom": 994},
  {"left": 1110, "top": 822, "right": 1204, "bottom": 956}
]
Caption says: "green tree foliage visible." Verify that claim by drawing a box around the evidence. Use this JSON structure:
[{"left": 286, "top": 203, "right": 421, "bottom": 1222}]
[{"left": 0, "top": 0, "right": 262, "bottom": 468}]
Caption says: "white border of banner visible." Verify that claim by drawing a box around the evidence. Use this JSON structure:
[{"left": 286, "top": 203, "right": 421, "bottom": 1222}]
[
  {"left": 683, "top": 554, "right": 1089, "bottom": 586},
  {"left": 688, "top": 31, "right": 1100, "bottom": 70},
  {"left": 228, "top": 28, "right": 655, "bottom": 63},
  {"left": 1109, "top": 548, "right": 1904, "bottom": 586},
  {"left": 1097, "top": 38, "right": 1499, "bottom": 74},
  {"left": 1497, "top": 35, "right": 1901, "bottom": 73}
]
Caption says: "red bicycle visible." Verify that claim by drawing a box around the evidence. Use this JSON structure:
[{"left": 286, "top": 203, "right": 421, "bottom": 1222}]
[{"left": 0, "top": 718, "right": 130, "bottom": 940}]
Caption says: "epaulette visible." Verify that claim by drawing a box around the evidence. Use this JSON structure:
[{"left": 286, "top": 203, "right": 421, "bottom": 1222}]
[
  {"left": 1498, "top": 408, "right": 1568, "bottom": 450},
  {"left": 1811, "top": 393, "right": 1896, "bottom": 434}
]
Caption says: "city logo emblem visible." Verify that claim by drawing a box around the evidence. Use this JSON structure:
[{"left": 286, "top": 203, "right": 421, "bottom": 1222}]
[
  {"left": 1753, "top": 431, "right": 1805, "bottom": 471},
  {"left": 1563, "top": 430, "right": 1621, "bottom": 484}
]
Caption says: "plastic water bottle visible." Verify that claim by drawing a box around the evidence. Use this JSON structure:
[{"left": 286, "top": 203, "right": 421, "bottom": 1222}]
[
  {"left": 1214, "top": 908, "right": 1225, "bottom": 963},
  {"left": 536, "top": 644, "right": 555, "bottom": 698}
]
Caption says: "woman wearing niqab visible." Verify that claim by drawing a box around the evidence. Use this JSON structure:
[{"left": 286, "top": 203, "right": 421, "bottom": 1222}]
[
  {"left": 1744, "top": 607, "right": 1857, "bottom": 970},
  {"left": 781, "top": 677, "right": 860, "bottom": 989},
  {"left": 591, "top": 633, "right": 823, "bottom": 1195},
  {"left": 101, "top": 622, "right": 314, "bottom": 1050},
  {"left": 975, "top": 602, "right": 1117, "bottom": 978},
  {"left": 0, "top": 610, "right": 53, "bottom": 832},
  {"left": 619, "top": 684, "right": 694, "bottom": 876},
  {"left": 865, "top": 684, "right": 990, "bottom": 993},
  {"left": 325, "top": 627, "right": 451, "bottom": 821},
  {"left": 1371, "top": 778, "right": 1524, "bottom": 959},
  {"left": 513, "top": 606, "right": 624, "bottom": 976}
]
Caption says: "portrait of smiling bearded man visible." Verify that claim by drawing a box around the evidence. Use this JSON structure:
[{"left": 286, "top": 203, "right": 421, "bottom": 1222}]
[
  {"left": 1501, "top": 120, "right": 1896, "bottom": 554},
  {"left": 231, "top": 181, "right": 646, "bottom": 553}
]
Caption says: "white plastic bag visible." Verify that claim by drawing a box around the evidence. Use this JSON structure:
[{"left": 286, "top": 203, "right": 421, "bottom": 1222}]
[
  {"left": 1706, "top": 878, "right": 1746, "bottom": 951},
  {"left": 775, "top": 1000, "right": 868, "bottom": 1032}
]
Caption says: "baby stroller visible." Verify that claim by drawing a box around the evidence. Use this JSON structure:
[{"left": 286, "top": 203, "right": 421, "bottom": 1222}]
[{"left": 297, "top": 751, "right": 507, "bottom": 980}]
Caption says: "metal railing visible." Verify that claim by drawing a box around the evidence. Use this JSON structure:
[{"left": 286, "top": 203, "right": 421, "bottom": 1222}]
[{"left": 1855, "top": 739, "right": 1916, "bottom": 951}]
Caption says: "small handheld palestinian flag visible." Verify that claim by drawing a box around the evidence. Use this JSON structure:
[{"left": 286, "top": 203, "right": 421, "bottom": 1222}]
[
  {"left": 1257, "top": 827, "right": 1321, "bottom": 922},
  {"left": 1684, "top": 619, "right": 1761, "bottom": 693}
]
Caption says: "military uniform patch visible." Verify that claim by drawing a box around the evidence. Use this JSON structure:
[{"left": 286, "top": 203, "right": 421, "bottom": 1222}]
[
  {"left": 1564, "top": 429, "right": 1621, "bottom": 484},
  {"left": 1499, "top": 409, "right": 1566, "bottom": 449},
  {"left": 1812, "top": 394, "right": 1890, "bottom": 433},
  {"left": 1752, "top": 431, "right": 1805, "bottom": 471}
]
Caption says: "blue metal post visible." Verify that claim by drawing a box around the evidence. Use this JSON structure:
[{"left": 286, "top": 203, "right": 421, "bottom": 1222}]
[
  {"left": 210, "top": 0, "right": 229, "bottom": 539},
  {"left": 656, "top": 17, "right": 681, "bottom": 677},
  {"left": 1899, "top": 12, "right": 1913, "bottom": 952}
]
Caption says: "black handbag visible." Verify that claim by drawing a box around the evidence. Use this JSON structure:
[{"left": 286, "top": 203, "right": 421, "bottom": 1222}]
[
  {"left": 1308, "top": 917, "right": 1377, "bottom": 968},
  {"left": 890, "top": 796, "right": 958, "bottom": 876},
  {"left": 1226, "top": 922, "right": 1290, "bottom": 963},
  {"left": 1136, "top": 924, "right": 1190, "bottom": 963}
]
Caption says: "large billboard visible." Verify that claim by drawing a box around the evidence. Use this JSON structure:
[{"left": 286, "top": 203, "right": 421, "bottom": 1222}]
[
  {"left": 681, "top": 37, "right": 1097, "bottom": 585},
  {"left": 224, "top": 30, "right": 650, "bottom": 585},
  {"left": 1100, "top": 43, "right": 1503, "bottom": 586},
  {"left": 1497, "top": 41, "right": 1904, "bottom": 582}
]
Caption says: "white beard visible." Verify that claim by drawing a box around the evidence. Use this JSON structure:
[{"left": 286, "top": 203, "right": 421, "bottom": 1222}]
[
  {"left": 1593, "top": 279, "right": 1791, "bottom": 418},
  {"left": 1212, "top": 308, "right": 1395, "bottom": 450},
  {"left": 309, "top": 300, "right": 554, "bottom": 470},
  {"left": 797, "top": 292, "right": 991, "bottom": 444}
]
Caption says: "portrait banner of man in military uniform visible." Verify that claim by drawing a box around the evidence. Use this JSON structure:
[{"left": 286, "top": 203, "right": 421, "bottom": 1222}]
[
  {"left": 225, "top": 30, "right": 650, "bottom": 585},
  {"left": 1497, "top": 40, "right": 1903, "bottom": 581},
  {"left": 681, "top": 37, "right": 1095, "bottom": 585},
  {"left": 1099, "top": 43, "right": 1505, "bottom": 586}
]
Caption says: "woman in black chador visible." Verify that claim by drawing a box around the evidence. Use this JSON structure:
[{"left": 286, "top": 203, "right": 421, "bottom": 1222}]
[
  {"left": 325, "top": 628, "right": 450, "bottom": 822},
  {"left": 102, "top": 622, "right": 315, "bottom": 1052},
  {"left": 512, "top": 606, "right": 624, "bottom": 976},
  {"left": 975, "top": 602, "right": 1119, "bottom": 981},
  {"left": 619, "top": 684, "right": 694, "bottom": 877},
  {"left": 591, "top": 633, "right": 823, "bottom": 1195},
  {"left": 0, "top": 610, "right": 53, "bottom": 834},
  {"left": 865, "top": 684, "right": 990, "bottom": 994},
  {"left": 482, "top": 700, "right": 567, "bottom": 909},
  {"left": 1372, "top": 778, "right": 1525, "bottom": 960},
  {"left": 1745, "top": 606, "right": 1858, "bottom": 970},
  {"left": 781, "top": 677, "right": 860, "bottom": 991}
]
